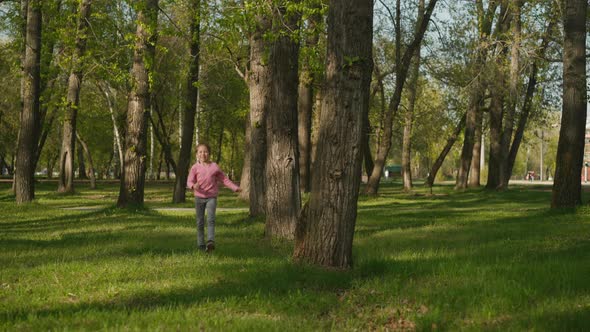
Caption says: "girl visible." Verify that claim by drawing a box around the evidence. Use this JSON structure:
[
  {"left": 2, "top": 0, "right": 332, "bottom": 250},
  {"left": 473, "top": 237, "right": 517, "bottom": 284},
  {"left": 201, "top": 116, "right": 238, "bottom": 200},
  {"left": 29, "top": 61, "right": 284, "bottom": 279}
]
[{"left": 186, "top": 143, "right": 241, "bottom": 252}]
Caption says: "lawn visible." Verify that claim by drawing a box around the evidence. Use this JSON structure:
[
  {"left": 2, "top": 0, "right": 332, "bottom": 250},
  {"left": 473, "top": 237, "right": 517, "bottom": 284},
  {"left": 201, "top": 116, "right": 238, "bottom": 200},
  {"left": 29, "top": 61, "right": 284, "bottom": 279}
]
[{"left": 1, "top": 180, "right": 589, "bottom": 331}]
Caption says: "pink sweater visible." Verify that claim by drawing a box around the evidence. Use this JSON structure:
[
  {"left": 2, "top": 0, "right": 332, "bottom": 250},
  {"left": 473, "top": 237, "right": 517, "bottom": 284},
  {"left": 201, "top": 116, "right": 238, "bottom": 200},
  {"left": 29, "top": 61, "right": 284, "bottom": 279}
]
[{"left": 186, "top": 162, "right": 239, "bottom": 198}]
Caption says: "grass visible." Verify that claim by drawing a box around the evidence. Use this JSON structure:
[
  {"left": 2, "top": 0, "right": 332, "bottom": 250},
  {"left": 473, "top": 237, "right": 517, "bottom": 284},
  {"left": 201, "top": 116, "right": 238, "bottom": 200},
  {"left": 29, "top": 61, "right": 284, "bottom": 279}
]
[{"left": 1, "top": 180, "right": 589, "bottom": 331}]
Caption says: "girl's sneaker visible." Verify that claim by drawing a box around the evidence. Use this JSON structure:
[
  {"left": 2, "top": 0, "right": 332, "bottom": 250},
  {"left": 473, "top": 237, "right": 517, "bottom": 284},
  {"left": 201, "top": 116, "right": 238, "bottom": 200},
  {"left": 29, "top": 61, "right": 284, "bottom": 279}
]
[{"left": 206, "top": 241, "right": 215, "bottom": 253}]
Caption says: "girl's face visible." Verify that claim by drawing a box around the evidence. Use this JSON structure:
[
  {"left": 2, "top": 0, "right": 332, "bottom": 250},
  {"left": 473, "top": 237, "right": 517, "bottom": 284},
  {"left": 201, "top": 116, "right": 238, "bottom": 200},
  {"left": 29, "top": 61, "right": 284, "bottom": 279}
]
[{"left": 197, "top": 146, "right": 210, "bottom": 163}]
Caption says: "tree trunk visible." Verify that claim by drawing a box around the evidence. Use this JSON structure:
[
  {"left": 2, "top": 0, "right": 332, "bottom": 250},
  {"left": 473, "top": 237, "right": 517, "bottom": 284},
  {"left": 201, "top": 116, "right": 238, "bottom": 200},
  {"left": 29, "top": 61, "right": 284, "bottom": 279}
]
[
  {"left": 148, "top": 105, "right": 177, "bottom": 174},
  {"left": 173, "top": 0, "right": 200, "bottom": 203},
  {"left": 99, "top": 82, "right": 124, "bottom": 178},
  {"left": 76, "top": 132, "right": 96, "bottom": 189},
  {"left": 15, "top": 0, "right": 41, "bottom": 203},
  {"left": 498, "top": 1, "right": 521, "bottom": 189},
  {"left": 426, "top": 113, "right": 465, "bottom": 187},
  {"left": 455, "top": 0, "right": 497, "bottom": 190},
  {"left": 486, "top": 3, "right": 510, "bottom": 190},
  {"left": 551, "top": 0, "right": 587, "bottom": 208},
  {"left": 117, "top": 0, "right": 158, "bottom": 208},
  {"left": 57, "top": 0, "right": 92, "bottom": 193},
  {"left": 293, "top": 0, "right": 373, "bottom": 269},
  {"left": 365, "top": 0, "right": 437, "bottom": 195},
  {"left": 247, "top": 15, "right": 271, "bottom": 217},
  {"left": 297, "top": 12, "right": 320, "bottom": 194},
  {"left": 77, "top": 144, "right": 87, "bottom": 179},
  {"left": 239, "top": 118, "right": 251, "bottom": 201},
  {"left": 401, "top": 0, "right": 425, "bottom": 192},
  {"left": 298, "top": 70, "right": 313, "bottom": 193},
  {"left": 468, "top": 108, "right": 482, "bottom": 187},
  {"left": 265, "top": 4, "right": 301, "bottom": 240}
]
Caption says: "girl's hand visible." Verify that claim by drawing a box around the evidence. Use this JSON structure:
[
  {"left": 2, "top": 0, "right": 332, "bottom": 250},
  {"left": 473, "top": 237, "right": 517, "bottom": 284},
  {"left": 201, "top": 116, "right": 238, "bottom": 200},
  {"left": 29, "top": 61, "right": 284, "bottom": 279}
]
[{"left": 236, "top": 187, "right": 242, "bottom": 193}]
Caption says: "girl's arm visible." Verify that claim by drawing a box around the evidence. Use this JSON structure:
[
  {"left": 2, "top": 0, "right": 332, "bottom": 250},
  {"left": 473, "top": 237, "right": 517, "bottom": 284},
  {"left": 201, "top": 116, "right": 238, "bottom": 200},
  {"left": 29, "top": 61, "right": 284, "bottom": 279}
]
[
  {"left": 216, "top": 168, "right": 240, "bottom": 192},
  {"left": 186, "top": 166, "right": 197, "bottom": 189}
]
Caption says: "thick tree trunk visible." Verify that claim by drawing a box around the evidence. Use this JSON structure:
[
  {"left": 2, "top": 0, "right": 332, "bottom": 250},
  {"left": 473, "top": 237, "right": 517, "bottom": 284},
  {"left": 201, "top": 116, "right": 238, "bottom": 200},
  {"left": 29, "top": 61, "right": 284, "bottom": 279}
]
[
  {"left": 15, "top": 0, "right": 41, "bottom": 203},
  {"left": 247, "top": 16, "right": 271, "bottom": 217},
  {"left": 551, "top": 0, "right": 587, "bottom": 208},
  {"left": 117, "top": 0, "right": 158, "bottom": 208},
  {"left": 486, "top": 86, "right": 504, "bottom": 189},
  {"left": 173, "top": 0, "right": 200, "bottom": 203},
  {"left": 426, "top": 114, "right": 465, "bottom": 187},
  {"left": 293, "top": 0, "right": 373, "bottom": 268},
  {"left": 486, "top": 4, "right": 510, "bottom": 190},
  {"left": 265, "top": 6, "right": 301, "bottom": 240},
  {"left": 76, "top": 133, "right": 96, "bottom": 189},
  {"left": 57, "top": 0, "right": 92, "bottom": 193}
]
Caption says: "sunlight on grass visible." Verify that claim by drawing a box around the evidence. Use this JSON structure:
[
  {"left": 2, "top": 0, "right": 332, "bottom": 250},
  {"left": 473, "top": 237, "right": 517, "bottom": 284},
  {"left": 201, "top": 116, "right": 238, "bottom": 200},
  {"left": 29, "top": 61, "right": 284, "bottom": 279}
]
[{"left": 1, "top": 180, "right": 589, "bottom": 330}]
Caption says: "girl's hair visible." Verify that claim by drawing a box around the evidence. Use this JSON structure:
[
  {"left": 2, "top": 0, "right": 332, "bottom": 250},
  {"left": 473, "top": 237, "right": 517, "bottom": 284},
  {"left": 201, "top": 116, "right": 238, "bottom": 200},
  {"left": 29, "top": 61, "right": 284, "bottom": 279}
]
[{"left": 195, "top": 143, "right": 211, "bottom": 154}]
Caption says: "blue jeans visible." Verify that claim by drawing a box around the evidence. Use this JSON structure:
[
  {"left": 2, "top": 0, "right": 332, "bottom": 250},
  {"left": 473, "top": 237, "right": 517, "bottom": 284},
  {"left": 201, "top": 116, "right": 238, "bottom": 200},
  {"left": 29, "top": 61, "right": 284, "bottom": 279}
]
[{"left": 195, "top": 197, "right": 217, "bottom": 246}]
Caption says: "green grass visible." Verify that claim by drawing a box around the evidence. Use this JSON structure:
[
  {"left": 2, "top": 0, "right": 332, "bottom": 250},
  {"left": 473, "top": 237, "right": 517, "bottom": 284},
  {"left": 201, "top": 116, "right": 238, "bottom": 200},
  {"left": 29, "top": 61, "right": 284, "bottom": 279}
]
[{"left": 1, "top": 180, "right": 589, "bottom": 331}]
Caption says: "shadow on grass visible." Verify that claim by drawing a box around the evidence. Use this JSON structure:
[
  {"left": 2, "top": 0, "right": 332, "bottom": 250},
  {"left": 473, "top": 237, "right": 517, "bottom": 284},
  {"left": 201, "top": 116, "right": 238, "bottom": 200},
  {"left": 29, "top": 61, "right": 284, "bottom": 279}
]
[{"left": 2, "top": 182, "right": 590, "bottom": 330}]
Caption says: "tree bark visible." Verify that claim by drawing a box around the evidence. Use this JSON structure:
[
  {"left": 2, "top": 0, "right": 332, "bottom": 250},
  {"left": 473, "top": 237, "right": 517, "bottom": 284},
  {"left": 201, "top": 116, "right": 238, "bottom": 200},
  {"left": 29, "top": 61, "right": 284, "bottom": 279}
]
[
  {"left": 117, "top": 0, "right": 158, "bottom": 208},
  {"left": 57, "top": 0, "right": 92, "bottom": 193},
  {"left": 468, "top": 108, "right": 482, "bottom": 187},
  {"left": 265, "top": 3, "right": 301, "bottom": 240},
  {"left": 15, "top": 0, "right": 41, "bottom": 203},
  {"left": 293, "top": 0, "right": 373, "bottom": 268},
  {"left": 239, "top": 118, "right": 251, "bottom": 201},
  {"left": 486, "top": 3, "right": 510, "bottom": 190},
  {"left": 498, "top": 1, "right": 521, "bottom": 189},
  {"left": 297, "top": 11, "right": 321, "bottom": 193},
  {"left": 173, "top": 0, "right": 200, "bottom": 203},
  {"left": 551, "top": 0, "right": 587, "bottom": 208},
  {"left": 247, "top": 14, "right": 271, "bottom": 217}
]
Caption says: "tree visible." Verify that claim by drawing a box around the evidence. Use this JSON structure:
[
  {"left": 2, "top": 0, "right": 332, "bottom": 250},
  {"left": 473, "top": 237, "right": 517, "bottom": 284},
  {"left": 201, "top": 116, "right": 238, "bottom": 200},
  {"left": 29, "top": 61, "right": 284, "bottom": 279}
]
[
  {"left": 15, "top": 0, "right": 41, "bottom": 203},
  {"left": 293, "top": 0, "right": 373, "bottom": 268},
  {"left": 401, "top": 0, "right": 425, "bottom": 191},
  {"left": 455, "top": 0, "right": 498, "bottom": 190},
  {"left": 298, "top": 4, "right": 323, "bottom": 193},
  {"left": 117, "top": 0, "right": 159, "bottom": 207},
  {"left": 57, "top": 0, "right": 93, "bottom": 193},
  {"left": 264, "top": 1, "right": 302, "bottom": 239},
  {"left": 173, "top": 0, "right": 201, "bottom": 203},
  {"left": 247, "top": 6, "right": 271, "bottom": 217},
  {"left": 551, "top": 0, "right": 587, "bottom": 208},
  {"left": 365, "top": 0, "right": 437, "bottom": 195}
]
